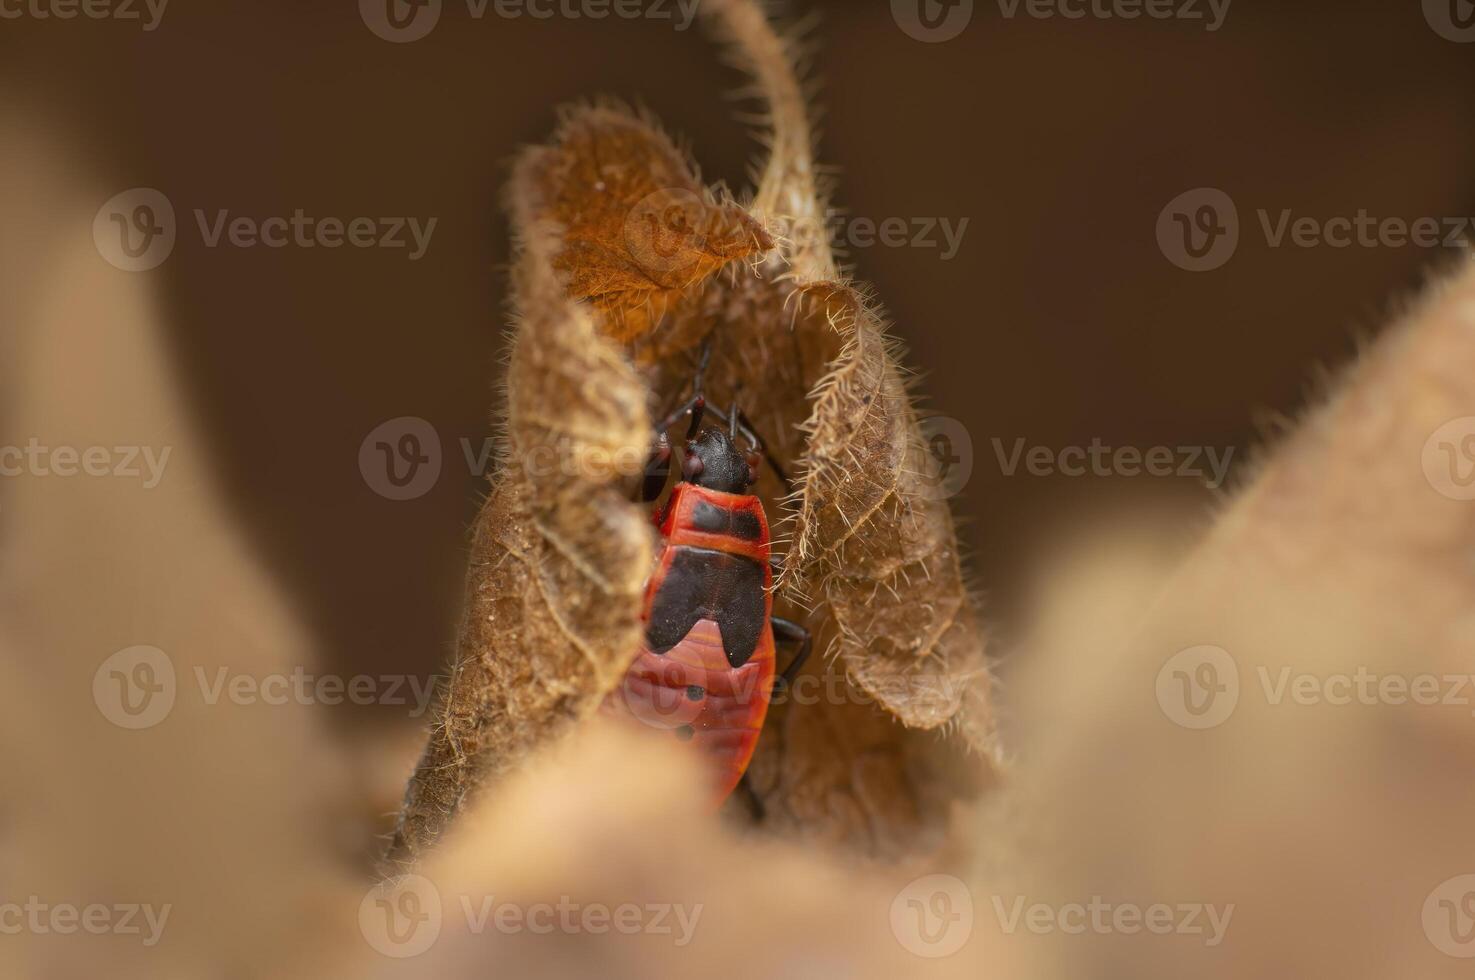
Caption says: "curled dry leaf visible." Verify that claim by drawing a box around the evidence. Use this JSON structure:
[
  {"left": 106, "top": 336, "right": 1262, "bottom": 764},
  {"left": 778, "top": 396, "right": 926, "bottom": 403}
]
[
  {"left": 387, "top": 103, "right": 770, "bottom": 869},
  {"left": 789, "top": 288, "right": 996, "bottom": 746},
  {"left": 389, "top": 0, "right": 998, "bottom": 868},
  {"left": 536, "top": 104, "right": 774, "bottom": 348}
]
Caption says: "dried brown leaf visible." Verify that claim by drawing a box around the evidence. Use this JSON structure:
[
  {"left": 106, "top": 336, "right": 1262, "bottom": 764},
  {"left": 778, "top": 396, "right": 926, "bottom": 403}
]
[
  {"left": 789, "top": 290, "right": 995, "bottom": 746},
  {"left": 386, "top": 172, "right": 659, "bottom": 868},
  {"left": 526, "top": 104, "right": 773, "bottom": 345},
  {"left": 390, "top": 0, "right": 998, "bottom": 868}
]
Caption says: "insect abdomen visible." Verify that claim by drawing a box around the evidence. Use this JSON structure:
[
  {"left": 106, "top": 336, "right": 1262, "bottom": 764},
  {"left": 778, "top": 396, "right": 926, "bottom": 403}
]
[{"left": 605, "top": 483, "right": 776, "bottom": 804}]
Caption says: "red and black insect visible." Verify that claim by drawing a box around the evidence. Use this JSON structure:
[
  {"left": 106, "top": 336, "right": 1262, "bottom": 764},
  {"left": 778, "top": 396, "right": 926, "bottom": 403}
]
[{"left": 603, "top": 351, "right": 810, "bottom": 808}]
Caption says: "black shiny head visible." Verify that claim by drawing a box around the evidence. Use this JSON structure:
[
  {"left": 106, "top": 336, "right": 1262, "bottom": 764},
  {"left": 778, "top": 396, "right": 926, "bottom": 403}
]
[{"left": 682, "top": 427, "right": 755, "bottom": 493}]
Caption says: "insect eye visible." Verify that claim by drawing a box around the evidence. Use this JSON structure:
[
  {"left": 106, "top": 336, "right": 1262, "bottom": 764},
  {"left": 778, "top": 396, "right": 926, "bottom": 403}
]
[{"left": 683, "top": 453, "right": 705, "bottom": 480}]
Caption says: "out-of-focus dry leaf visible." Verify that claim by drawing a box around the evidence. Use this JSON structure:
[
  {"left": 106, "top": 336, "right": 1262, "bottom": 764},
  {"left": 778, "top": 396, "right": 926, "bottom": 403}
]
[
  {"left": 354, "top": 723, "right": 1013, "bottom": 980},
  {"left": 0, "top": 167, "right": 353, "bottom": 977},
  {"left": 979, "top": 259, "right": 1475, "bottom": 980}
]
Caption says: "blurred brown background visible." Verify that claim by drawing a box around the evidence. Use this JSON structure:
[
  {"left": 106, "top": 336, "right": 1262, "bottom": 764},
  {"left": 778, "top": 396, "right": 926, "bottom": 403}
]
[{"left": 5, "top": 0, "right": 1474, "bottom": 721}]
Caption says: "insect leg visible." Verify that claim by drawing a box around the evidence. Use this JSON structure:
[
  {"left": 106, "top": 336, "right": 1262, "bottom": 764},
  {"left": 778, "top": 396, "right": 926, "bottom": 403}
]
[
  {"left": 735, "top": 773, "right": 767, "bottom": 821},
  {"left": 643, "top": 339, "right": 716, "bottom": 498},
  {"left": 649, "top": 333, "right": 716, "bottom": 435},
  {"left": 770, "top": 616, "right": 812, "bottom": 690},
  {"left": 640, "top": 431, "right": 673, "bottom": 502},
  {"left": 653, "top": 394, "right": 705, "bottom": 436},
  {"left": 736, "top": 406, "right": 793, "bottom": 494}
]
